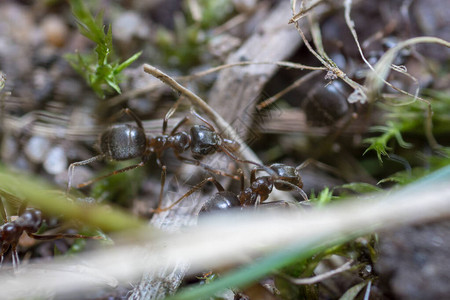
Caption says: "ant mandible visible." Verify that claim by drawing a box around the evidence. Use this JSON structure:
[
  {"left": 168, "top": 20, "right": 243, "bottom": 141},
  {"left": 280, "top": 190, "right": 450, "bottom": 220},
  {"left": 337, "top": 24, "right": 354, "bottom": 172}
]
[
  {"left": 0, "top": 201, "right": 101, "bottom": 270},
  {"left": 152, "top": 163, "right": 308, "bottom": 213}
]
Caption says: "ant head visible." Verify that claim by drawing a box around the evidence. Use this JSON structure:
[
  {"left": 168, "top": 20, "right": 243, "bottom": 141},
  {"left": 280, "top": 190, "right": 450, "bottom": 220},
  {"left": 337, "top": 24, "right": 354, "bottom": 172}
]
[
  {"left": 100, "top": 124, "right": 147, "bottom": 161},
  {"left": 270, "top": 163, "right": 303, "bottom": 190}
]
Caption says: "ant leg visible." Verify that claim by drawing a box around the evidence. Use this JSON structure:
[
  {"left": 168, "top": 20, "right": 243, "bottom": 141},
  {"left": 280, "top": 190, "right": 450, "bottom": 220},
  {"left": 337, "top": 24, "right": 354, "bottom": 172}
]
[
  {"left": 274, "top": 180, "right": 309, "bottom": 202},
  {"left": 163, "top": 96, "right": 185, "bottom": 134},
  {"left": 106, "top": 108, "right": 144, "bottom": 129},
  {"left": 170, "top": 116, "right": 190, "bottom": 136},
  {"left": 11, "top": 243, "right": 19, "bottom": 271},
  {"left": 259, "top": 200, "right": 289, "bottom": 208},
  {"left": 123, "top": 108, "right": 144, "bottom": 130},
  {"left": 0, "top": 243, "right": 10, "bottom": 268},
  {"left": 250, "top": 167, "right": 265, "bottom": 183},
  {"left": 153, "top": 165, "right": 167, "bottom": 212},
  {"left": 175, "top": 153, "right": 240, "bottom": 180},
  {"left": 210, "top": 177, "right": 225, "bottom": 192},
  {"left": 67, "top": 155, "right": 104, "bottom": 193},
  {"left": 28, "top": 232, "right": 103, "bottom": 240},
  {"left": 150, "top": 177, "right": 218, "bottom": 213},
  {"left": 238, "top": 169, "right": 245, "bottom": 192},
  {"left": 220, "top": 146, "right": 278, "bottom": 177},
  {"left": 296, "top": 158, "right": 342, "bottom": 178},
  {"left": 190, "top": 108, "right": 215, "bottom": 131},
  {"left": 296, "top": 158, "right": 315, "bottom": 171},
  {"left": 76, "top": 161, "right": 146, "bottom": 189}
]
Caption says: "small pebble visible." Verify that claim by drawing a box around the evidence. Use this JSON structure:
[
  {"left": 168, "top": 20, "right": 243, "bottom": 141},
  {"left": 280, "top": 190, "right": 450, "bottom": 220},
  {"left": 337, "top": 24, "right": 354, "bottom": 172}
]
[
  {"left": 24, "top": 136, "right": 51, "bottom": 163},
  {"left": 113, "top": 12, "right": 149, "bottom": 42},
  {"left": 43, "top": 146, "right": 67, "bottom": 175},
  {"left": 41, "top": 15, "right": 68, "bottom": 48}
]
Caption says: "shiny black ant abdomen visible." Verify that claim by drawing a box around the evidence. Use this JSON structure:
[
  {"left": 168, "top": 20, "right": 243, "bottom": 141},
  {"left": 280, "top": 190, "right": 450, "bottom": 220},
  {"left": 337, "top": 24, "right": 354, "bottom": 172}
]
[{"left": 100, "top": 123, "right": 147, "bottom": 161}]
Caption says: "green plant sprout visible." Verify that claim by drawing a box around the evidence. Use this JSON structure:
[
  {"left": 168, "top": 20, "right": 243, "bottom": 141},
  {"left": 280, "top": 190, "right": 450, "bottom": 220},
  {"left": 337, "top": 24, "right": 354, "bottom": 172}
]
[
  {"left": 154, "top": 0, "right": 233, "bottom": 70},
  {"left": 65, "top": 0, "right": 141, "bottom": 98},
  {"left": 309, "top": 187, "right": 335, "bottom": 207},
  {"left": 364, "top": 85, "right": 450, "bottom": 165},
  {"left": 363, "top": 121, "right": 412, "bottom": 163}
]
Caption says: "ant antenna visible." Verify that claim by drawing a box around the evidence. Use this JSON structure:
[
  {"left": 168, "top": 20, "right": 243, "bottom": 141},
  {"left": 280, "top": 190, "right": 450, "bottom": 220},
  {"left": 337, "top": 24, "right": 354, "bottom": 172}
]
[
  {"left": 274, "top": 180, "right": 309, "bottom": 202},
  {"left": 67, "top": 155, "right": 104, "bottom": 193},
  {"left": 150, "top": 176, "right": 219, "bottom": 213}
]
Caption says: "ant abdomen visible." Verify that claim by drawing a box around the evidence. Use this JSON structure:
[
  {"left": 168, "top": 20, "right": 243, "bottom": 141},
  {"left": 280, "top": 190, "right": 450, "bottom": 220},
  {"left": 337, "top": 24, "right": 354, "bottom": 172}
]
[
  {"left": 200, "top": 191, "right": 240, "bottom": 214},
  {"left": 100, "top": 124, "right": 147, "bottom": 161},
  {"left": 270, "top": 163, "right": 303, "bottom": 190}
]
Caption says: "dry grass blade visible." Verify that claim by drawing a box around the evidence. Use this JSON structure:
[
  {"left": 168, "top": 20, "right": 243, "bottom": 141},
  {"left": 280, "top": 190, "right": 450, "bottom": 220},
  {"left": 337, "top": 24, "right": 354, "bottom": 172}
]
[
  {"left": 289, "top": 0, "right": 325, "bottom": 24},
  {"left": 365, "top": 36, "right": 450, "bottom": 96},
  {"left": 179, "top": 61, "right": 326, "bottom": 81},
  {"left": 281, "top": 260, "right": 353, "bottom": 285},
  {"left": 290, "top": 0, "right": 367, "bottom": 103}
]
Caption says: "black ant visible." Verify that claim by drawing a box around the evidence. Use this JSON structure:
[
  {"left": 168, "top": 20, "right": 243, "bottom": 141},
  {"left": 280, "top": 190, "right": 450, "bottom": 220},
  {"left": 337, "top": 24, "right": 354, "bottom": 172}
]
[
  {"left": 67, "top": 103, "right": 269, "bottom": 212},
  {"left": 152, "top": 163, "right": 308, "bottom": 213},
  {"left": 0, "top": 201, "right": 101, "bottom": 270}
]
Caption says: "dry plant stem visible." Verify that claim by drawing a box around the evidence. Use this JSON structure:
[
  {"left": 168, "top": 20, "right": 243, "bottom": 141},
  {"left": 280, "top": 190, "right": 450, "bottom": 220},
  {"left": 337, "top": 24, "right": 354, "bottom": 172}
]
[
  {"left": 178, "top": 61, "right": 326, "bottom": 81},
  {"left": 143, "top": 64, "right": 262, "bottom": 166},
  {"left": 281, "top": 259, "right": 353, "bottom": 285},
  {"left": 106, "top": 62, "right": 324, "bottom": 107},
  {"left": 291, "top": 19, "right": 366, "bottom": 100},
  {"left": 289, "top": 0, "right": 325, "bottom": 24},
  {"left": 307, "top": 3, "right": 331, "bottom": 62},
  {"left": 343, "top": 0, "right": 376, "bottom": 74},
  {"left": 207, "top": 0, "right": 332, "bottom": 129}
]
